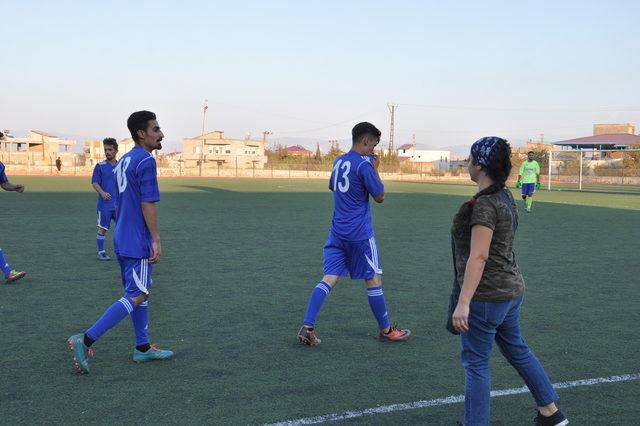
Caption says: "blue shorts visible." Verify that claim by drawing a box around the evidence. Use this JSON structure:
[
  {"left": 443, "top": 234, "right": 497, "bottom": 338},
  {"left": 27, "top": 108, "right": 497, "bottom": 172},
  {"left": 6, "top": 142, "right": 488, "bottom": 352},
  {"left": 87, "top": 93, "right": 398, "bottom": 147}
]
[
  {"left": 97, "top": 209, "right": 117, "bottom": 230},
  {"left": 521, "top": 183, "right": 536, "bottom": 196},
  {"left": 117, "top": 255, "right": 153, "bottom": 298},
  {"left": 323, "top": 232, "right": 382, "bottom": 280}
]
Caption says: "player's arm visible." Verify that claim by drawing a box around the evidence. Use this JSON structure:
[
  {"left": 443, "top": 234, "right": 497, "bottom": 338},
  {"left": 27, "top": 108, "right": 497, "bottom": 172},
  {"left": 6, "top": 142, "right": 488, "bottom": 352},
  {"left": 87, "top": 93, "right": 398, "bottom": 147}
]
[
  {"left": 452, "top": 224, "right": 493, "bottom": 333},
  {"left": 0, "top": 166, "right": 23, "bottom": 192},
  {"left": 370, "top": 154, "right": 384, "bottom": 203},
  {"left": 92, "top": 182, "right": 111, "bottom": 201},
  {"left": 1, "top": 180, "right": 25, "bottom": 193},
  {"left": 139, "top": 158, "right": 162, "bottom": 263},
  {"left": 515, "top": 162, "right": 524, "bottom": 187},
  {"left": 142, "top": 202, "right": 161, "bottom": 264},
  {"left": 91, "top": 166, "right": 111, "bottom": 200},
  {"left": 328, "top": 165, "right": 335, "bottom": 192}
]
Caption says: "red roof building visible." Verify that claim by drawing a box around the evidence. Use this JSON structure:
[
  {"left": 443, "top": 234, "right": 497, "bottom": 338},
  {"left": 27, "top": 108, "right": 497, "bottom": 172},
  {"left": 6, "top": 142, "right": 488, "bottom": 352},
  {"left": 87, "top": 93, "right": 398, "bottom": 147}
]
[
  {"left": 554, "top": 133, "right": 640, "bottom": 150},
  {"left": 285, "top": 145, "right": 313, "bottom": 157}
]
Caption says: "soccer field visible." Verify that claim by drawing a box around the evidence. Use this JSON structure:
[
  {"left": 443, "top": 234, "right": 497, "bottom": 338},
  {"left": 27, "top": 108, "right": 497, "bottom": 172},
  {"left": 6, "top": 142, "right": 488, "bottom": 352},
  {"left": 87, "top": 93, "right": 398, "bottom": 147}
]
[{"left": 1, "top": 176, "right": 639, "bottom": 424}]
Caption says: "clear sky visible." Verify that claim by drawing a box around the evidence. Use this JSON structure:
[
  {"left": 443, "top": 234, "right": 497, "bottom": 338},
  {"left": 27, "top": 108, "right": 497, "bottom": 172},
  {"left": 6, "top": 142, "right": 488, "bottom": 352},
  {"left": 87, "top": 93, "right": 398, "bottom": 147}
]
[{"left": 2, "top": 0, "right": 639, "bottom": 152}]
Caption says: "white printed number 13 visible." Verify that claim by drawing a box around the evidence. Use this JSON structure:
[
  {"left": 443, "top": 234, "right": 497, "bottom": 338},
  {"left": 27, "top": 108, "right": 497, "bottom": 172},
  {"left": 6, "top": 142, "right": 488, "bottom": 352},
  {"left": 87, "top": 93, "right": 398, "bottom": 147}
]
[
  {"left": 113, "top": 157, "right": 131, "bottom": 193},
  {"left": 332, "top": 159, "right": 351, "bottom": 192}
]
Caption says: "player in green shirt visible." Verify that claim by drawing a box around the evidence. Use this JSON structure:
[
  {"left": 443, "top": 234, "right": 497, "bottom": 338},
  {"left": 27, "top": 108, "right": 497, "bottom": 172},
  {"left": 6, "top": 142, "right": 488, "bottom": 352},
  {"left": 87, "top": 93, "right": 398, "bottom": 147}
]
[{"left": 515, "top": 151, "right": 541, "bottom": 212}]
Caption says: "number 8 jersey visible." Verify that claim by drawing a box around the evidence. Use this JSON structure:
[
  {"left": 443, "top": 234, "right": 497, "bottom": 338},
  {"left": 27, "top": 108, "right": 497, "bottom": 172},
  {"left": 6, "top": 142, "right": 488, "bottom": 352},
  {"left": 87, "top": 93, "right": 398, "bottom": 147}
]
[
  {"left": 329, "top": 150, "right": 384, "bottom": 241},
  {"left": 113, "top": 145, "right": 160, "bottom": 259}
]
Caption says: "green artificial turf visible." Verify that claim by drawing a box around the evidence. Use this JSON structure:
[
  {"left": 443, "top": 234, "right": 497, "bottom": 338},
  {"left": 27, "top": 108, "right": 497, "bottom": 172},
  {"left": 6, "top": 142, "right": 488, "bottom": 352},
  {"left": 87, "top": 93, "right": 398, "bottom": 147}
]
[{"left": 0, "top": 177, "right": 638, "bottom": 424}]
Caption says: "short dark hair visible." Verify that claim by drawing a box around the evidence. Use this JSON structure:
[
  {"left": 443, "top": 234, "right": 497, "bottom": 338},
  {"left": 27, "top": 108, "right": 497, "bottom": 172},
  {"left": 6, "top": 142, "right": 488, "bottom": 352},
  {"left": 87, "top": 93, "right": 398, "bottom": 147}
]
[
  {"left": 127, "top": 110, "right": 156, "bottom": 143},
  {"left": 527, "top": 151, "right": 535, "bottom": 155},
  {"left": 352, "top": 122, "right": 381, "bottom": 144},
  {"left": 103, "top": 137, "right": 118, "bottom": 150}
]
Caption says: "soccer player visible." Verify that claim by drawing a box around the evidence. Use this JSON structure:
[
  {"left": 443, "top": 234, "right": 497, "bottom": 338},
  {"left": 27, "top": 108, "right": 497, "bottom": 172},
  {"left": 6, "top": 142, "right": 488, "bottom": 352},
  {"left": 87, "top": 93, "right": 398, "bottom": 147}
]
[
  {"left": 68, "top": 111, "right": 173, "bottom": 373},
  {"left": 0, "top": 161, "right": 26, "bottom": 283},
  {"left": 92, "top": 138, "right": 119, "bottom": 260},
  {"left": 297, "top": 122, "right": 410, "bottom": 346},
  {"left": 515, "top": 151, "right": 541, "bottom": 212}
]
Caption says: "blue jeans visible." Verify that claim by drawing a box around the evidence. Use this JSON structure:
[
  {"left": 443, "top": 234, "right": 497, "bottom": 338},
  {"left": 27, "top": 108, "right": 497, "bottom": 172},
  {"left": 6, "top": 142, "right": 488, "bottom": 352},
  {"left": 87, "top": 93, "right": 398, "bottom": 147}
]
[{"left": 461, "top": 296, "right": 558, "bottom": 426}]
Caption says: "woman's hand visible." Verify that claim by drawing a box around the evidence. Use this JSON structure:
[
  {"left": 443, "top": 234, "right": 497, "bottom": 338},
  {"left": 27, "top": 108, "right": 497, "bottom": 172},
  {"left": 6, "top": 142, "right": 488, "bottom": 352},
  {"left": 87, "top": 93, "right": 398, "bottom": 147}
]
[{"left": 452, "top": 302, "right": 470, "bottom": 333}]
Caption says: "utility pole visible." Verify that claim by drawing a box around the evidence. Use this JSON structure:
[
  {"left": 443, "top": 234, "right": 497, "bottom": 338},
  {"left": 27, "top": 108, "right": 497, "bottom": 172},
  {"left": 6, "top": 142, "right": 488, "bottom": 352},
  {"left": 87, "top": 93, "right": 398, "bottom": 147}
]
[
  {"left": 387, "top": 103, "right": 398, "bottom": 158},
  {"left": 200, "top": 99, "right": 208, "bottom": 176},
  {"left": 262, "top": 130, "right": 272, "bottom": 144},
  {"left": 262, "top": 131, "right": 272, "bottom": 163},
  {"left": 412, "top": 133, "right": 416, "bottom": 159}
]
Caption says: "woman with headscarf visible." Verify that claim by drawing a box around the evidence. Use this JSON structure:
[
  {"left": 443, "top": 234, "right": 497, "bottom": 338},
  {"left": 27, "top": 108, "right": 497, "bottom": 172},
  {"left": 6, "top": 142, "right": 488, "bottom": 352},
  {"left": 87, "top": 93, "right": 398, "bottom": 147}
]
[{"left": 449, "top": 137, "right": 568, "bottom": 426}]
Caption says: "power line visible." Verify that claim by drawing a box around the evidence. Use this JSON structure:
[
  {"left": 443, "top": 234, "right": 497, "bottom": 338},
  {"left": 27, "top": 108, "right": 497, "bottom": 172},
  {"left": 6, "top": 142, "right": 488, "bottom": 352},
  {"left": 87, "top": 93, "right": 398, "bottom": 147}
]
[
  {"left": 398, "top": 103, "right": 640, "bottom": 113},
  {"left": 272, "top": 108, "right": 381, "bottom": 135}
]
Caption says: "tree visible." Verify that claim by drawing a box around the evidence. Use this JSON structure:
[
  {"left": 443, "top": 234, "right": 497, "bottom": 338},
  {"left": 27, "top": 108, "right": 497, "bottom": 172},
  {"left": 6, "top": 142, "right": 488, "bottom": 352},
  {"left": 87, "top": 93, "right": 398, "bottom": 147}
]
[
  {"left": 622, "top": 145, "right": 640, "bottom": 177},
  {"left": 326, "top": 141, "right": 342, "bottom": 161},
  {"left": 314, "top": 142, "right": 322, "bottom": 162}
]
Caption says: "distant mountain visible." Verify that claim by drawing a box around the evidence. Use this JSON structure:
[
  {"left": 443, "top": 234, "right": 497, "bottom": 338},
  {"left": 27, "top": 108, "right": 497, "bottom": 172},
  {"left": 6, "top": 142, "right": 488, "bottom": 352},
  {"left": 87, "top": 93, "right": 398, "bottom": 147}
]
[{"left": 434, "top": 144, "right": 473, "bottom": 158}]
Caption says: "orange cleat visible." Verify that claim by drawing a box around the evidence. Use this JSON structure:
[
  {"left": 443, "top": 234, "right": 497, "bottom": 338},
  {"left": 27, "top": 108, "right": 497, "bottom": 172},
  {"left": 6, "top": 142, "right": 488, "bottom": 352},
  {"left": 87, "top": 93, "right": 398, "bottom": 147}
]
[
  {"left": 379, "top": 322, "right": 411, "bottom": 342},
  {"left": 5, "top": 270, "right": 26, "bottom": 283},
  {"left": 297, "top": 326, "right": 321, "bottom": 346}
]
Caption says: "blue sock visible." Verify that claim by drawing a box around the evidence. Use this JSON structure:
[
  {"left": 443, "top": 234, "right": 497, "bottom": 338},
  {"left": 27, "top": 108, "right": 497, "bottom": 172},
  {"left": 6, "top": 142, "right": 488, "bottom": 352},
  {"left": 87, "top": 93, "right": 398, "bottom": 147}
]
[
  {"left": 367, "top": 286, "right": 390, "bottom": 329},
  {"left": 96, "top": 234, "right": 106, "bottom": 253},
  {"left": 303, "top": 281, "right": 332, "bottom": 327},
  {"left": 0, "top": 248, "right": 12, "bottom": 277},
  {"left": 86, "top": 297, "right": 135, "bottom": 342},
  {"left": 130, "top": 300, "right": 149, "bottom": 346}
]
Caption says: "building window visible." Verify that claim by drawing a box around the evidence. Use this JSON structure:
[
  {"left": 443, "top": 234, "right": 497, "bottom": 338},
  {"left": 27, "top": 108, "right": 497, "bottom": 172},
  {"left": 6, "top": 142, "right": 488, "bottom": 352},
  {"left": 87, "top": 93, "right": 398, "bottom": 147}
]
[
  {"left": 194, "top": 146, "right": 201, "bottom": 154},
  {"left": 209, "top": 145, "right": 230, "bottom": 154},
  {"left": 244, "top": 146, "right": 257, "bottom": 155}
]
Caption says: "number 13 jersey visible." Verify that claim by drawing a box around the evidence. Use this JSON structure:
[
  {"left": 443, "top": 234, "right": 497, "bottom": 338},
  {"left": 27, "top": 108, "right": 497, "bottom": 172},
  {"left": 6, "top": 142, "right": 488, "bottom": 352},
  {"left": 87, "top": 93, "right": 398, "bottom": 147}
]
[
  {"left": 329, "top": 150, "right": 384, "bottom": 241},
  {"left": 113, "top": 145, "right": 160, "bottom": 259}
]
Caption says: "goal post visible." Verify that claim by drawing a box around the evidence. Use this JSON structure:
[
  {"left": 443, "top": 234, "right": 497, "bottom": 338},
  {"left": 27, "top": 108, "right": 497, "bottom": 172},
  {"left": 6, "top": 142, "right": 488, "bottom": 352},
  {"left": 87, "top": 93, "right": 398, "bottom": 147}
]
[{"left": 547, "top": 148, "right": 640, "bottom": 193}]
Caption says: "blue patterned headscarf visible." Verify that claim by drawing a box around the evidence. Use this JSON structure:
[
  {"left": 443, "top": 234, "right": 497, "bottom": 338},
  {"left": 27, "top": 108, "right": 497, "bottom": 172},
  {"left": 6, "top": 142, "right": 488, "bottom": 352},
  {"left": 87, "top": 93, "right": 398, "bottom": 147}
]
[{"left": 470, "top": 136, "right": 506, "bottom": 167}]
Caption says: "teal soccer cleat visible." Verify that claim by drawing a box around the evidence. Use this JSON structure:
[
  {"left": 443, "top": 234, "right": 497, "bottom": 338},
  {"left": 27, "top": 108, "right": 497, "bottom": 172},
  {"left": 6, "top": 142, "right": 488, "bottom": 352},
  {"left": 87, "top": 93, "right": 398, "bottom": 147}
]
[
  {"left": 68, "top": 334, "right": 93, "bottom": 374},
  {"left": 133, "top": 344, "right": 174, "bottom": 362}
]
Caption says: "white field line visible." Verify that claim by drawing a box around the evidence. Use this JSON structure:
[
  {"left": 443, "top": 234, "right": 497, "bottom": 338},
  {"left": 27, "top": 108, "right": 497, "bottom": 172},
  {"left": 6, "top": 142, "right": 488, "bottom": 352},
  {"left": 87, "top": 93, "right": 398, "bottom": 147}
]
[{"left": 264, "top": 373, "right": 640, "bottom": 426}]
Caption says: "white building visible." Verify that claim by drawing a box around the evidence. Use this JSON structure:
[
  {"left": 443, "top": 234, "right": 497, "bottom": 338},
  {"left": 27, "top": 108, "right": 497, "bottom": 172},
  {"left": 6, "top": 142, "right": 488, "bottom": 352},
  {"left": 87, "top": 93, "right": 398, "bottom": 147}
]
[
  {"left": 397, "top": 144, "right": 450, "bottom": 169},
  {"left": 182, "top": 131, "right": 266, "bottom": 169},
  {"left": 0, "top": 130, "right": 76, "bottom": 166}
]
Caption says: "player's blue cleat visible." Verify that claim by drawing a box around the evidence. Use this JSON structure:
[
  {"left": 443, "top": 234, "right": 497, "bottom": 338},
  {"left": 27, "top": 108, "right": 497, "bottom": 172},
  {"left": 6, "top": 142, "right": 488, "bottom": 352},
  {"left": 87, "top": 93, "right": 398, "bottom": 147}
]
[
  {"left": 68, "top": 334, "right": 93, "bottom": 374},
  {"left": 133, "top": 344, "right": 174, "bottom": 362},
  {"left": 97, "top": 252, "right": 111, "bottom": 261}
]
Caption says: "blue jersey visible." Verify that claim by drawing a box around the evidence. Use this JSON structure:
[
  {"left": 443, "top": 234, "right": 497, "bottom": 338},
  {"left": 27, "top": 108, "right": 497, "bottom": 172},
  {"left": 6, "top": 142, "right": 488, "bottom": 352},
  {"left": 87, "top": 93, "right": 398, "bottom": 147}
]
[
  {"left": 328, "top": 150, "right": 384, "bottom": 241},
  {"left": 0, "top": 162, "right": 8, "bottom": 184},
  {"left": 91, "top": 160, "right": 118, "bottom": 211},
  {"left": 113, "top": 146, "right": 160, "bottom": 259}
]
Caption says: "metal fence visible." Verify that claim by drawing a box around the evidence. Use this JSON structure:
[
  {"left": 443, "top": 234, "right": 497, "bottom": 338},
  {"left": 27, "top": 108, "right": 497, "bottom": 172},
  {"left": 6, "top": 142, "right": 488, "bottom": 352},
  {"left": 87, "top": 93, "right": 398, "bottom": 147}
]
[
  {"left": 546, "top": 149, "right": 640, "bottom": 193},
  {"left": 3, "top": 150, "right": 640, "bottom": 193}
]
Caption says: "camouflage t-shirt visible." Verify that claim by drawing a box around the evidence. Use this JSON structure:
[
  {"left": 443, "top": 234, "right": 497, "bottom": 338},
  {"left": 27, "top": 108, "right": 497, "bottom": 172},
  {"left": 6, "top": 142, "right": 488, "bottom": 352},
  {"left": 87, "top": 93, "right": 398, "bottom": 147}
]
[{"left": 451, "top": 188, "right": 525, "bottom": 302}]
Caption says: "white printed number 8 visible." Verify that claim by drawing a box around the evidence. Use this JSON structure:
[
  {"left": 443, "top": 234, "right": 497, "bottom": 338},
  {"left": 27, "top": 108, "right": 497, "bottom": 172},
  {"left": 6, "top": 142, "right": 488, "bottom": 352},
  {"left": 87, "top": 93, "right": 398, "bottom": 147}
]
[
  {"left": 332, "top": 159, "right": 351, "bottom": 193},
  {"left": 114, "top": 157, "right": 131, "bottom": 193}
]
